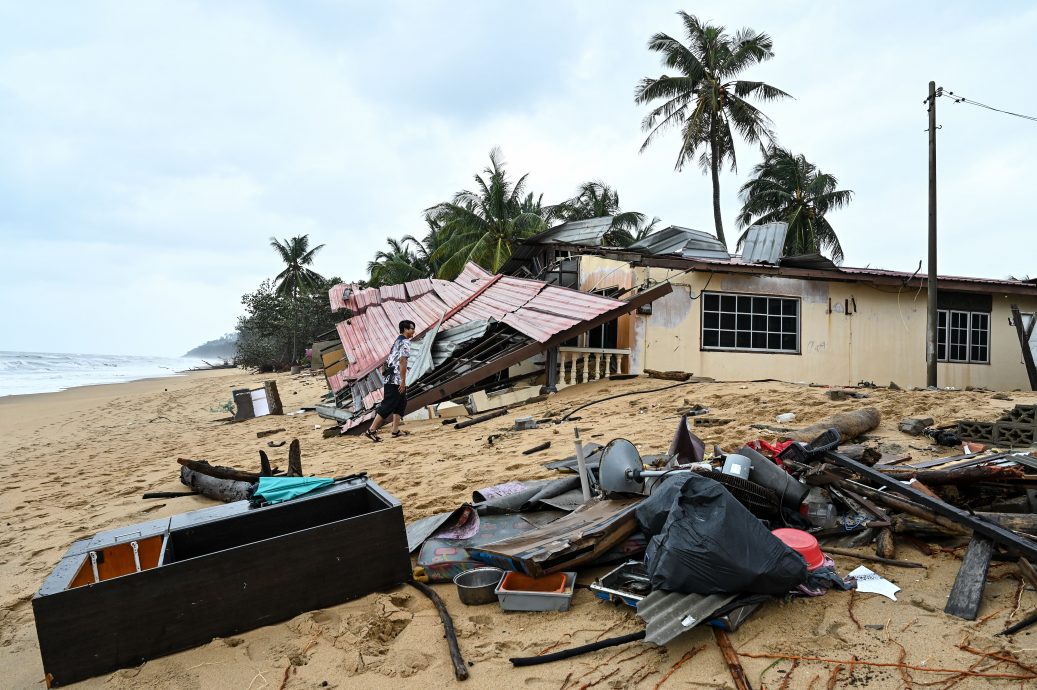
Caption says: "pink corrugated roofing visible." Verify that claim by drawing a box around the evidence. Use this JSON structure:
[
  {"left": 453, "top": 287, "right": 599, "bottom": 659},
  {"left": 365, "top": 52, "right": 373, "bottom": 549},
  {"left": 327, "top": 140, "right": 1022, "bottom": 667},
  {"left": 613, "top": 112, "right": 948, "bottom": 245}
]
[
  {"left": 329, "top": 262, "right": 626, "bottom": 385},
  {"left": 328, "top": 284, "right": 351, "bottom": 312}
]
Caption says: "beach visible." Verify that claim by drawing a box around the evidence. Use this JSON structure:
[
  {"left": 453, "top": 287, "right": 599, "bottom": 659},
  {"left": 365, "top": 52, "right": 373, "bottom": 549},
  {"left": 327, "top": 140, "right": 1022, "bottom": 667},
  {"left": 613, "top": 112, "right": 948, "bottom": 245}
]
[{"left": 1, "top": 369, "right": 1036, "bottom": 689}]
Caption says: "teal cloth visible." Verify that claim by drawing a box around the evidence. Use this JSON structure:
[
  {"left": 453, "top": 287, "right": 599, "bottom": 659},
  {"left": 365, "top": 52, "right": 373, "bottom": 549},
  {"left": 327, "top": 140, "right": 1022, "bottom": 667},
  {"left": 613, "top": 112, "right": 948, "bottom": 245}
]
[{"left": 253, "top": 476, "right": 334, "bottom": 505}]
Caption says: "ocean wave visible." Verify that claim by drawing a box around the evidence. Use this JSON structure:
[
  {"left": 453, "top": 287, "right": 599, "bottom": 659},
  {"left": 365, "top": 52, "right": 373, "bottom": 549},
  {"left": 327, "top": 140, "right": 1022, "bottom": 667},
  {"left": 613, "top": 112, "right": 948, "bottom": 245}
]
[{"left": 0, "top": 352, "right": 209, "bottom": 397}]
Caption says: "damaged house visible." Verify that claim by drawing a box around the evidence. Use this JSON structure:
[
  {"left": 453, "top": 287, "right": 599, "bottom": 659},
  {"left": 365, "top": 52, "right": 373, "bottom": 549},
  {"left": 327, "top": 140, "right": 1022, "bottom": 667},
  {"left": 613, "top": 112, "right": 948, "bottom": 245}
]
[
  {"left": 317, "top": 262, "right": 671, "bottom": 430},
  {"left": 501, "top": 218, "right": 1037, "bottom": 390}
]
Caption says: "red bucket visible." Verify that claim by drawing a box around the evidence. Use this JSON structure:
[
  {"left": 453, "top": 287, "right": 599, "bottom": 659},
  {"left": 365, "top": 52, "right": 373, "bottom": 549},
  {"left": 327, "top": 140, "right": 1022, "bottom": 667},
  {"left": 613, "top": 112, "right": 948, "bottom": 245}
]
[{"left": 772, "top": 528, "right": 825, "bottom": 571}]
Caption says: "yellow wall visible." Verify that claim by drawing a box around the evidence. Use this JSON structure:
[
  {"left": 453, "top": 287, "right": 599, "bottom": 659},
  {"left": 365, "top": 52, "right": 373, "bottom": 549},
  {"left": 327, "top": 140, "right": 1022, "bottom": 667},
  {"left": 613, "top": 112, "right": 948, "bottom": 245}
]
[{"left": 580, "top": 258, "right": 1036, "bottom": 390}]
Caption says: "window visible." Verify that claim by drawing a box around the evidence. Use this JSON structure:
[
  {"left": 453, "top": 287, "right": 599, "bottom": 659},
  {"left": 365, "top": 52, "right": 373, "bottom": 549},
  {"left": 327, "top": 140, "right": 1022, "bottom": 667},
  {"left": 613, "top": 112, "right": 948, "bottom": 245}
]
[
  {"left": 701, "top": 292, "right": 799, "bottom": 353},
  {"left": 937, "top": 309, "right": 989, "bottom": 364}
]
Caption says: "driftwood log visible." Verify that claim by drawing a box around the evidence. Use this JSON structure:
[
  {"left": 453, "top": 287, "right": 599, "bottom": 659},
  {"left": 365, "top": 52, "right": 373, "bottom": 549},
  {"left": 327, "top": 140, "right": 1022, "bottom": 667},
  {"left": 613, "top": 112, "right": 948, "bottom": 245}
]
[
  {"left": 180, "top": 466, "right": 252, "bottom": 502},
  {"left": 645, "top": 369, "right": 692, "bottom": 382},
  {"left": 784, "top": 408, "right": 881, "bottom": 442},
  {"left": 177, "top": 458, "right": 263, "bottom": 482}
]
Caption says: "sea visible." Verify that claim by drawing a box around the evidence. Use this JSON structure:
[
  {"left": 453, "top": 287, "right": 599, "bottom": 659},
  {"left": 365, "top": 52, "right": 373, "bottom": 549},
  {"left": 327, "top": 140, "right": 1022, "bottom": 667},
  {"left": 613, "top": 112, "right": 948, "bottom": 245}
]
[{"left": 0, "top": 351, "right": 211, "bottom": 398}]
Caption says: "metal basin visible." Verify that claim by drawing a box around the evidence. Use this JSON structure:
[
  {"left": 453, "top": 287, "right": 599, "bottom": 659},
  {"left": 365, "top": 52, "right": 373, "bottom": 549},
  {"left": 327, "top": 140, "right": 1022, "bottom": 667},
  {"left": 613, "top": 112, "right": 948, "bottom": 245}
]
[{"left": 453, "top": 567, "right": 504, "bottom": 605}]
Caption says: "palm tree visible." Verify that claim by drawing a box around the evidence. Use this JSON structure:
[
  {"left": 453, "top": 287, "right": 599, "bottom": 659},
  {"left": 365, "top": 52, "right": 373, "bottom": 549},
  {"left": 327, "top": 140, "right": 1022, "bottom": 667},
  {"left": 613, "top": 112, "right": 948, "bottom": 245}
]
[
  {"left": 269, "top": 235, "right": 326, "bottom": 297},
  {"left": 550, "top": 181, "right": 646, "bottom": 243},
  {"left": 426, "top": 148, "right": 548, "bottom": 279},
  {"left": 609, "top": 215, "right": 663, "bottom": 248},
  {"left": 366, "top": 238, "right": 422, "bottom": 288},
  {"left": 635, "top": 12, "right": 791, "bottom": 247},
  {"left": 735, "top": 145, "right": 852, "bottom": 263}
]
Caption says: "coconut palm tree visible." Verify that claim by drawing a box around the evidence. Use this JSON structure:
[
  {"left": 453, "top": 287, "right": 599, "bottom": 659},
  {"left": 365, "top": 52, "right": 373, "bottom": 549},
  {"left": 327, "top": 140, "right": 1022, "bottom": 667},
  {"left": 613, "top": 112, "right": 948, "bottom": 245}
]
[
  {"left": 366, "top": 237, "right": 426, "bottom": 288},
  {"left": 550, "top": 180, "right": 646, "bottom": 239},
  {"left": 269, "top": 235, "right": 326, "bottom": 297},
  {"left": 426, "top": 148, "right": 548, "bottom": 279},
  {"left": 609, "top": 215, "right": 663, "bottom": 248},
  {"left": 635, "top": 12, "right": 791, "bottom": 248},
  {"left": 735, "top": 145, "right": 852, "bottom": 263}
]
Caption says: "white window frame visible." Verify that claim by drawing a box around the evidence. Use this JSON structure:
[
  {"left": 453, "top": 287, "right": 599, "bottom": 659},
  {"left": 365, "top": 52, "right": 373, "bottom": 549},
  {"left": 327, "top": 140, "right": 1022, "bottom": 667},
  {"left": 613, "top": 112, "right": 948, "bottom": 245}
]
[
  {"left": 700, "top": 291, "right": 800, "bottom": 354},
  {"left": 937, "top": 309, "right": 990, "bottom": 364}
]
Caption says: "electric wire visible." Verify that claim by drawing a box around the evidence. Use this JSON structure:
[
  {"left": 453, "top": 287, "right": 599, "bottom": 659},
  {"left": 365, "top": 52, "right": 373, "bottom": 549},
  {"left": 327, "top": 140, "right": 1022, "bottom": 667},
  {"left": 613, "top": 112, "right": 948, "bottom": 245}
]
[{"left": 939, "top": 89, "right": 1037, "bottom": 123}]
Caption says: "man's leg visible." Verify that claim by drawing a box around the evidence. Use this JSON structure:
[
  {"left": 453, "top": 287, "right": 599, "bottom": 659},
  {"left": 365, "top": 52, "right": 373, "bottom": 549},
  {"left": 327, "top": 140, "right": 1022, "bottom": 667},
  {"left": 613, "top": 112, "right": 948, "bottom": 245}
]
[
  {"left": 369, "top": 413, "right": 386, "bottom": 432},
  {"left": 390, "top": 414, "right": 401, "bottom": 434}
]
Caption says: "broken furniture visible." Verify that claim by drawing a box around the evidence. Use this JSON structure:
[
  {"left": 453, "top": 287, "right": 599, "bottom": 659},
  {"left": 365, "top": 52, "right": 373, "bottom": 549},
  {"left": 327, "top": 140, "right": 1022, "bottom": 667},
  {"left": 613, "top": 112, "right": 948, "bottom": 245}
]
[
  {"left": 33, "top": 476, "right": 409, "bottom": 687},
  {"left": 232, "top": 380, "right": 283, "bottom": 420}
]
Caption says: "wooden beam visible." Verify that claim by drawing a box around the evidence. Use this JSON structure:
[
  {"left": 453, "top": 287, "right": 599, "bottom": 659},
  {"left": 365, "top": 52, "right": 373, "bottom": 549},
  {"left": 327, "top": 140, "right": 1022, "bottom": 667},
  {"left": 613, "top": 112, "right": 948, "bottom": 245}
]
[
  {"left": 1010, "top": 305, "right": 1037, "bottom": 391},
  {"left": 944, "top": 535, "right": 995, "bottom": 620},
  {"left": 823, "top": 451, "right": 1037, "bottom": 562}
]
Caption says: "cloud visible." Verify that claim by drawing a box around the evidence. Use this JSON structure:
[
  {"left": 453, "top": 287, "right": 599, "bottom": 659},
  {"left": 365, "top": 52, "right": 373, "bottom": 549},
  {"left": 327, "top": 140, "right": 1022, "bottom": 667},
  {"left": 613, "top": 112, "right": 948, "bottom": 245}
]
[{"left": 0, "top": 0, "right": 1035, "bottom": 355}]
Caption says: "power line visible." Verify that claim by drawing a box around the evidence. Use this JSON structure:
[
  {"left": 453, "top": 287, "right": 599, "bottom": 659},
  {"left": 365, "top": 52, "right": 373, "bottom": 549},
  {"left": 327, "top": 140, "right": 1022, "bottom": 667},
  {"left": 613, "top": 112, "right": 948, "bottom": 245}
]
[{"left": 939, "top": 88, "right": 1037, "bottom": 122}]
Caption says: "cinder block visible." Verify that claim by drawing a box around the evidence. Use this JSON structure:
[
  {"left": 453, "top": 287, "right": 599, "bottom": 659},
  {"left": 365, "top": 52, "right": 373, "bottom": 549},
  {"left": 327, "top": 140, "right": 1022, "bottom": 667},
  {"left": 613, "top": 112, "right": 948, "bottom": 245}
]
[{"left": 957, "top": 420, "right": 995, "bottom": 443}]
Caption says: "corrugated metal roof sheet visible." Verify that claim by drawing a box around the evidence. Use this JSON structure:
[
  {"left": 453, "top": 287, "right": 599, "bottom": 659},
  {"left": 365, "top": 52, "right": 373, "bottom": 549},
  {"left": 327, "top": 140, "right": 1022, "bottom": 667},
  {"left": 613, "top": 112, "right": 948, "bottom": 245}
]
[
  {"left": 534, "top": 217, "right": 615, "bottom": 246},
  {"left": 741, "top": 222, "right": 788, "bottom": 264},
  {"left": 629, "top": 225, "right": 731, "bottom": 260},
  {"left": 636, "top": 590, "right": 738, "bottom": 645},
  {"left": 328, "top": 262, "right": 626, "bottom": 388}
]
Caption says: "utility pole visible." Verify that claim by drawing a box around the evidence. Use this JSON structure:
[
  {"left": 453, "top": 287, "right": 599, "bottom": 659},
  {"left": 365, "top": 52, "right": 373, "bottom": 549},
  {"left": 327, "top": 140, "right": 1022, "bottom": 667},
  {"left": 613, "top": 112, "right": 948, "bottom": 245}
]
[{"left": 926, "top": 81, "right": 939, "bottom": 388}]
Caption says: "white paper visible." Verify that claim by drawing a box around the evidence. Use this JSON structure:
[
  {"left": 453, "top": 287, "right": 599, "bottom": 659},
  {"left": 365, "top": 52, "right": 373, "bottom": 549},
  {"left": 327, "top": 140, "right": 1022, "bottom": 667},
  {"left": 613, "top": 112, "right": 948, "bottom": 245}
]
[{"left": 848, "top": 565, "right": 900, "bottom": 601}]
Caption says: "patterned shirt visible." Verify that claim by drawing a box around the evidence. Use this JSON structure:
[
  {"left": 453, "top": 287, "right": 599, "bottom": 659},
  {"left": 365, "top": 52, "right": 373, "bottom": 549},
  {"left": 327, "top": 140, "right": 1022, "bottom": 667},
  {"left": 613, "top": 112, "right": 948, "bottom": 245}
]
[{"left": 385, "top": 336, "right": 412, "bottom": 385}]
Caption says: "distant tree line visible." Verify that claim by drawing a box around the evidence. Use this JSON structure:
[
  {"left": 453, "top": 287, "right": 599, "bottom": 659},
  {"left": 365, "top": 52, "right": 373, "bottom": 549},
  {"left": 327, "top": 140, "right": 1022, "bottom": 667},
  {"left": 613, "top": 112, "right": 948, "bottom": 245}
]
[{"left": 367, "top": 11, "right": 853, "bottom": 287}]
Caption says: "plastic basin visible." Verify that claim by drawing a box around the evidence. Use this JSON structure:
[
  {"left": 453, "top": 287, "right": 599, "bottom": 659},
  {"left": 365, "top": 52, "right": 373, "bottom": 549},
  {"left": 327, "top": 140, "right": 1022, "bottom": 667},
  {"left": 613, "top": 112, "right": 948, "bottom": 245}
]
[{"left": 771, "top": 528, "right": 825, "bottom": 570}]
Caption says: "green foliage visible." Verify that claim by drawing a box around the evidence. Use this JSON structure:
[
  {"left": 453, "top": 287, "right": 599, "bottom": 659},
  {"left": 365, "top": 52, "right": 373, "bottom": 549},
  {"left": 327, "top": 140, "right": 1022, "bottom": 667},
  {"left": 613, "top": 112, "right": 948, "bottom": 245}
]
[
  {"left": 366, "top": 220, "right": 445, "bottom": 288},
  {"left": 736, "top": 145, "right": 852, "bottom": 263},
  {"left": 425, "top": 147, "right": 548, "bottom": 279},
  {"left": 183, "top": 333, "right": 237, "bottom": 359},
  {"left": 635, "top": 11, "right": 791, "bottom": 246},
  {"left": 235, "top": 277, "right": 343, "bottom": 371},
  {"left": 270, "top": 235, "right": 327, "bottom": 297},
  {"left": 549, "top": 180, "right": 649, "bottom": 247}
]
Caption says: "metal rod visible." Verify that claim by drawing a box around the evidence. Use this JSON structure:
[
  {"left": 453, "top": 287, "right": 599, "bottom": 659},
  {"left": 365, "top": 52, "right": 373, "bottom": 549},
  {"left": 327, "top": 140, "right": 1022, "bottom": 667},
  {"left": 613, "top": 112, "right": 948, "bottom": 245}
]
[
  {"left": 131, "top": 541, "right": 141, "bottom": 573},
  {"left": 89, "top": 551, "right": 100, "bottom": 583},
  {"left": 574, "top": 428, "right": 592, "bottom": 502}
]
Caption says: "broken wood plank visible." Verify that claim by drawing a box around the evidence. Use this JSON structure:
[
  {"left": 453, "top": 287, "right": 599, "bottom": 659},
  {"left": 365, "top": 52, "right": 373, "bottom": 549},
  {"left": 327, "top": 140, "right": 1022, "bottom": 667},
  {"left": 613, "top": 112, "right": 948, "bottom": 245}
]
[
  {"left": 645, "top": 369, "right": 692, "bottom": 381},
  {"left": 257, "top": 428, "right": 286, "bottom": 438},
  {"left": 288, "top": 439, "right": 302, "bottom": 477},
  {"left": 835, "top": 480, "right": 970, "bottom": 536},
  {"left": 880, "top": 465, "right": 1025, "bottom": 484},
  {"left": 944, "top": 535, "right": 995, "bottom": 620},
  {"left": 263, "top": 380, "right": 284, "bottom": 415},
  {"left": 713, "top": 628, "right": 752, "bottom": 690},
  {"left": 454, "top": 408, "right": 508, "bottom": 429}
]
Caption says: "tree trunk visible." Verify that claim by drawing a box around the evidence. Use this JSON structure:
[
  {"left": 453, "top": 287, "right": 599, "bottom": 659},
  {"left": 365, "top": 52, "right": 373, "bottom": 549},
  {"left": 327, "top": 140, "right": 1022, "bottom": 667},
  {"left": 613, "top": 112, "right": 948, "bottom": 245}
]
[{"left": 710, "top": 132, "right": 726, "bottom": 248}]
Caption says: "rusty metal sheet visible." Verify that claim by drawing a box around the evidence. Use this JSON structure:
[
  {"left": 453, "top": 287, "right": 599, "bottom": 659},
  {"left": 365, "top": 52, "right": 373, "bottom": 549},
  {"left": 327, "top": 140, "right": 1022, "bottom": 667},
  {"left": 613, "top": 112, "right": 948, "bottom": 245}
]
[{"left": 468, "top": 497, "right": 642, "bottom": 576}]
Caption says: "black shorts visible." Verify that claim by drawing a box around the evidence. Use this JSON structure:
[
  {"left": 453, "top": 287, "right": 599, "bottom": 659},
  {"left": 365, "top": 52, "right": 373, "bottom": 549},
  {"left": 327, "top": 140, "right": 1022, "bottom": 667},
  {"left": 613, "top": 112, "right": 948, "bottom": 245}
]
[{"left": 376, "top": 383, "right": 407, "bottom": 418}]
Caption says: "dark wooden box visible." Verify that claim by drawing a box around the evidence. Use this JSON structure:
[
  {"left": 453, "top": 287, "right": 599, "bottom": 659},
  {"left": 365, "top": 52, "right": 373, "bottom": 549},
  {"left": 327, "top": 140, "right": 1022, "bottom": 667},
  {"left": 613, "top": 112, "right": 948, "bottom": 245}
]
[{"left": 33, "top": 477, "right": 410, "bottom": 687}]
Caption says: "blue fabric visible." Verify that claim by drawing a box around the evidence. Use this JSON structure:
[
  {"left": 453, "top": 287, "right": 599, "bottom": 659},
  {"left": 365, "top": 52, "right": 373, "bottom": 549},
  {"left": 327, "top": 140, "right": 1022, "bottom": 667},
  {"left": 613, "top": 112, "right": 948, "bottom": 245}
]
[{"left": 252, "top": 476, "right": 334, "bottom": 505}]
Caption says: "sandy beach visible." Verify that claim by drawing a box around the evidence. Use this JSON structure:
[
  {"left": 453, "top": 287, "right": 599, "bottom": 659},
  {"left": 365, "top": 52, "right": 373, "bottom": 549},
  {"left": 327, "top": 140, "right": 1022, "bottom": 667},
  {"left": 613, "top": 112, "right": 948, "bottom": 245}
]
[{"left": 2, "top": 369, "right": 1036, "bottom": 689}]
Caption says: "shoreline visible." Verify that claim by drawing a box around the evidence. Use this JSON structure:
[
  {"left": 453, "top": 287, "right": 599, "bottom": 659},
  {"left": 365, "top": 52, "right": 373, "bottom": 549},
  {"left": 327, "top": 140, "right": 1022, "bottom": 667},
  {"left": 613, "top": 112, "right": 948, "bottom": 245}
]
[{"left": 0, "top": 367, "right": 238, "bottom": 408}]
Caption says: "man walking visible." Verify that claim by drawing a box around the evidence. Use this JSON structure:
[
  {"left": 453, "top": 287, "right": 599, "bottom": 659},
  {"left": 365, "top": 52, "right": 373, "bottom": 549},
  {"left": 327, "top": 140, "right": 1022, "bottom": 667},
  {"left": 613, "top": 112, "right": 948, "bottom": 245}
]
[{"left": 365, "top": 319, "right": 416, "bottom": 442}]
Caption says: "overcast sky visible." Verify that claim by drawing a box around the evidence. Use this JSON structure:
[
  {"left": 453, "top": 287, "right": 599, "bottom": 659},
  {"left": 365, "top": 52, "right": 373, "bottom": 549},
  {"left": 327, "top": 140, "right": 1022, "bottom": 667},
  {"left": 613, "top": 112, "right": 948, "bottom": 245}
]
[{"left": 2, "top": 1, "right": 1035, "bottom": 357}]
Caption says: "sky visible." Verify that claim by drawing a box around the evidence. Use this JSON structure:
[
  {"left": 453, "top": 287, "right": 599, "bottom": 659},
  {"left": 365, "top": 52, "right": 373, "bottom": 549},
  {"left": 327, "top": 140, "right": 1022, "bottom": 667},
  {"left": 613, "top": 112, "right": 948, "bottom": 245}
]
[{"left": 1, "top": 1, "right": 1035, "bottom": 357}]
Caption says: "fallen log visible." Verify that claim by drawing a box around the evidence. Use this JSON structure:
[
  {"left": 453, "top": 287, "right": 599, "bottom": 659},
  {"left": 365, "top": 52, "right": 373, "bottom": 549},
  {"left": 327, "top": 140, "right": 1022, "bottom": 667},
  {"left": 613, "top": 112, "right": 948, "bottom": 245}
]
[
  {"left": 177, "top": 458, "right": 262, "bottom": 482},
  {"left": 522, "top": 441, "right": 551, "bottom": 455},
  {"left": 784, "top": 408, "right": 881, "bottom": 442},
  {"left": 180, "top": 466, "right": 252, "bottom": 502},
  {"left": 876, "top": 528, "right": 897, "bottom": 560}
]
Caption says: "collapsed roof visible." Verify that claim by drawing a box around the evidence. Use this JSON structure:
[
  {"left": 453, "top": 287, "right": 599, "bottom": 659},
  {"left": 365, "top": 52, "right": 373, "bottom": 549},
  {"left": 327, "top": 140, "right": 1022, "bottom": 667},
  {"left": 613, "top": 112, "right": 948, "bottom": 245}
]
[{"left": 320, "top": 262, "right": 671, "bottom": 431}]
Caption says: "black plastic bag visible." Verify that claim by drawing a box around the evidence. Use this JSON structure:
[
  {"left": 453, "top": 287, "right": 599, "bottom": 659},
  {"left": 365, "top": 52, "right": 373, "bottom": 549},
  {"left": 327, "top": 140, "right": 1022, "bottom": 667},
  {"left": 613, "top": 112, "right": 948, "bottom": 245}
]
[{"left": 639, "top": 473, "right": 808, "bottom": 595}]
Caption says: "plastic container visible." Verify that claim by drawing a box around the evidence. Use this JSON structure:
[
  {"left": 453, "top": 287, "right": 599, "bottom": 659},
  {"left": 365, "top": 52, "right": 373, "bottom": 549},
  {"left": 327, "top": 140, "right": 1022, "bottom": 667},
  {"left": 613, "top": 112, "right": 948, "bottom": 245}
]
[
  {"left": 495, "top": 571, "right": 576, "bottom": 612},
  {"left": 453, "top": 567, "right": 504, "bottom": 606},
  {"left": 801, "top": 487, "right": 838, "bottom": 529},
  {"left": 771, "top": 528, "right": 825, "bottom": 570},
  {"left": 721, "top": 453, "right": 751, "bottom": 480}
]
